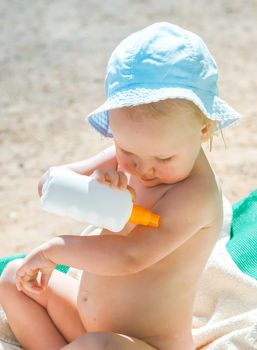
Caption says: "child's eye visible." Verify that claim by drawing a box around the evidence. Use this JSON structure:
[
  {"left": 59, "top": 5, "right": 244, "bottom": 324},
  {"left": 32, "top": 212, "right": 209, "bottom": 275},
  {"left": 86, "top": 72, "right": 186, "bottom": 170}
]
[
  {"left": 121, "top": 148, "right": 132, "bottom": 155},
  {"left": 157, "top": 156, "right": 173, "bottom": 163}
]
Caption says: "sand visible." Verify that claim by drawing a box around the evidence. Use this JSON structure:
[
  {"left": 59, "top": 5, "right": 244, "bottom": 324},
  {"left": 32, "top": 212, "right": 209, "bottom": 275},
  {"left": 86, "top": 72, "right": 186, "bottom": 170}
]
[{"left": 0, "top": 0, "right": 256, "bottom": 256}]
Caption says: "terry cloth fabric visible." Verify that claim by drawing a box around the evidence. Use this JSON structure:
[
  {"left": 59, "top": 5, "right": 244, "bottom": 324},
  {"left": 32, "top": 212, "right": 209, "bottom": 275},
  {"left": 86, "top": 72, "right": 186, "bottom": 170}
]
[
  {"left": 227, "top": 189, "right": 257, "bottom": 280},
  {"left": 193, "top": 190, "right": 257, "bottom": 349},
  {"left": 0, "top": 190, "right": 256, "bottom": 349}
]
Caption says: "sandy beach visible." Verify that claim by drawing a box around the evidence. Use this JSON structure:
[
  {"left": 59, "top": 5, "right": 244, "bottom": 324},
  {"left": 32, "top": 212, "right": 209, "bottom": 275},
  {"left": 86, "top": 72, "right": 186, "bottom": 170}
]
[{"left": 0, "top": 0, "right": 256, "bottom": 256}]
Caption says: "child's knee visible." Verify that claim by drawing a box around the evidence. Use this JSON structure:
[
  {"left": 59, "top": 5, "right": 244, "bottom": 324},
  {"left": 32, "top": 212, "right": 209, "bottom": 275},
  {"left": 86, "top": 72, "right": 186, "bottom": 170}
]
[
  {"left": 61, "top": 332, "right": 149, "bottom": 350},
  {"left": 61, "top": 332, "right": 112, "bottom": 350},
  {"left": 0, "top": 259, "right": 24, "bottom": 299},
  {"left": 83, "top": 332, "right": 111, "bottom": 350}
]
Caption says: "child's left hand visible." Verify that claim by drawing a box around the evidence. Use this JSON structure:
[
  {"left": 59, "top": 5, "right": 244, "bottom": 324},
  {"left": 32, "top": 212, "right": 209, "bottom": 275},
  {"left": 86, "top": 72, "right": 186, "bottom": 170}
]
[
  {"left": 16, "top": 244, "right": 56, "bottom": 294},
  {"left": 92, "top": 168, "right": 136, "bottom": 201}
]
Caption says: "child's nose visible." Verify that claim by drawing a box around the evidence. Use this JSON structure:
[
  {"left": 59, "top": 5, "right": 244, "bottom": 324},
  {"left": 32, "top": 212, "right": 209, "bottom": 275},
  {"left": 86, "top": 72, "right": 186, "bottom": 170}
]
[{"left": 133, "top": 160, "right": 155, "bottom": 177}]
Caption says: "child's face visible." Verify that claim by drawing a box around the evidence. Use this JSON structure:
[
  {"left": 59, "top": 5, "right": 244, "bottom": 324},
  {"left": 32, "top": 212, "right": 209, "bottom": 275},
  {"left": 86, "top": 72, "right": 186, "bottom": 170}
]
[{"left": 109, "top": 107, "right": 204, "bottom": 187}]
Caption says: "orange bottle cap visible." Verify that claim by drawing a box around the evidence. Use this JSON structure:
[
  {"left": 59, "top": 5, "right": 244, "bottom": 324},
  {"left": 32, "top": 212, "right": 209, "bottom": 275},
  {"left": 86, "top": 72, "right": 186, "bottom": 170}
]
[
  {"left": 129, "top": 205, "right": 160, "bottom": 228},
  {"left": 148, "top": 212, "right": 160, "bottom": 228}
]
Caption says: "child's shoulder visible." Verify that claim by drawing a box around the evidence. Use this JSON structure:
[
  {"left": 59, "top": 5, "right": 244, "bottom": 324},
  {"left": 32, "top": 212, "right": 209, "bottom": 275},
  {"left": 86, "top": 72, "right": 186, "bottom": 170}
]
[
  {"left": 158, "top": 171, "right": 222, "bottom": 233},
  {"left": 125, "top": 172, "right": 223, "bottom": 269}
]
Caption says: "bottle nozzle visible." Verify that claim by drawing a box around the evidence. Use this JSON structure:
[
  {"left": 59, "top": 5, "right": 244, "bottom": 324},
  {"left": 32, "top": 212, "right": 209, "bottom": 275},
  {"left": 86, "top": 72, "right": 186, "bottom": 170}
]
[
  {"left": 148, "top": 212, "right": 160, "bottom": 228},
  {"left": 129, "top": 205, "right": 160, "bottom": 228}
]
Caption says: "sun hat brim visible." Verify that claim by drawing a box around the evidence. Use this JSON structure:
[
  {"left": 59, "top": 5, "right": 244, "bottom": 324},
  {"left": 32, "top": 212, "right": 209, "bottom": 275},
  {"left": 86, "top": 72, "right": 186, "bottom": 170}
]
[{"left": 86, "top": 87, "right": 241, "bottom": 137}]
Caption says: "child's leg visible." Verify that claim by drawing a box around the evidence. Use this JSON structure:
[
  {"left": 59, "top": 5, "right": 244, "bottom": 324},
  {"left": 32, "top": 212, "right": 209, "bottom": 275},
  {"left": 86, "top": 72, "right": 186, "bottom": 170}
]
[
  {"left": 59, "top": 331, "right": 194, "bottom": 350},
  {"left": 0, "top": 259, "right": 86, "bottom": 350},
  {"left": 60, "top": 332, "right": 159, "bottom": 350}
]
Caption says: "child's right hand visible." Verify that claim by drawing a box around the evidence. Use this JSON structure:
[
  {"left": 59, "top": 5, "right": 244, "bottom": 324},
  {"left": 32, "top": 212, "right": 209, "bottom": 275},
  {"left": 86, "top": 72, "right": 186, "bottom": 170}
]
[
  {"left": 16, "top": 243, "right": 56, "bottom": 294},
  {"left": 92, "top": 169, "right": 136, "bottom": 201}
]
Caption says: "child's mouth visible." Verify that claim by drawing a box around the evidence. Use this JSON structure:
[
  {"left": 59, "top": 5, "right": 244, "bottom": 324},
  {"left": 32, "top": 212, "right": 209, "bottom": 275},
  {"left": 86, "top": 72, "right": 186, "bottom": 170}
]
[{"left": 140, "top": 177, "right": 156, "bottom": 182}]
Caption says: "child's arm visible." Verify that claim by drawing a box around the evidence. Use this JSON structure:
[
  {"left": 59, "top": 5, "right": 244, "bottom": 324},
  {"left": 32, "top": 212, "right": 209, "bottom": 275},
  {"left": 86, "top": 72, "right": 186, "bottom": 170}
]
[
  {"left": 17, "top": 177, "right": 220, "bottom": 291},
  {"left": 17, "top": 172, "right": 220, "bottom": 293},
  {"left": 15, "top": 233, "right": 136, "bottom": 293},
  {"left": 38, "top": 145, "right": 117, "bottom": 196},
  {"left": 41, "top": 179, "right": 218, "bottom": 274}
]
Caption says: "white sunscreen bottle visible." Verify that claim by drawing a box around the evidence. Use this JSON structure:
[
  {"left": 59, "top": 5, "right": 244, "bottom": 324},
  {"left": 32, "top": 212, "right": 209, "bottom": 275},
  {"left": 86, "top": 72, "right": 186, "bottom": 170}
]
[{"left": 41, "top": 167, "right": 160, "bottom": 232}]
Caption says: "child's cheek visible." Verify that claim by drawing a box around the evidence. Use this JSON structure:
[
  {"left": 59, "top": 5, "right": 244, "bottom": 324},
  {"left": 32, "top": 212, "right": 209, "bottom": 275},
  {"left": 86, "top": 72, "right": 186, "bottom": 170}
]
[
  {"left": 116, "top": 155, "right": 134, "bottom": 174},
  {"left": 158, "top": 167, "right": 175, "bottom": 183},
  {"left": 122, "top": 162, "right": 135, "bottom": 175}
]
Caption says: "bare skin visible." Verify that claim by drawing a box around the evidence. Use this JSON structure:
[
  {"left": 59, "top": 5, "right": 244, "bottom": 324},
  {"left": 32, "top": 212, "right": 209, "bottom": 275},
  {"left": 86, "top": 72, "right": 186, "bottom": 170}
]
[{"left": 0, "top": 105, "right": 223, "bottom": 350}]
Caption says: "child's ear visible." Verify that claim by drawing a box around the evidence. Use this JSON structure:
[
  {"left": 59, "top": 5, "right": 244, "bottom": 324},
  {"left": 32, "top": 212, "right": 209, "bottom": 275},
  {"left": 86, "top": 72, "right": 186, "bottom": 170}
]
[{"left": 200, "top": 122, "right": 212, "bottom": 143}]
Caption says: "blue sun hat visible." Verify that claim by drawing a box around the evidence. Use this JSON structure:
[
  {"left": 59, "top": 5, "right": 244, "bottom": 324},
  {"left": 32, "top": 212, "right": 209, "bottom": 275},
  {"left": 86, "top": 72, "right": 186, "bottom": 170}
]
[{"left": 86, "top": 22, "right": 241, "bottom": 137}]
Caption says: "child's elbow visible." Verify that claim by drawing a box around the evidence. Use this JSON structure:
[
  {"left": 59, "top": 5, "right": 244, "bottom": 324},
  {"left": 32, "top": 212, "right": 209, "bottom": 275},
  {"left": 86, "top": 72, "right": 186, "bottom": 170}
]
[{"left": 122, "top": 248, "right": 147, "bottom": 274}]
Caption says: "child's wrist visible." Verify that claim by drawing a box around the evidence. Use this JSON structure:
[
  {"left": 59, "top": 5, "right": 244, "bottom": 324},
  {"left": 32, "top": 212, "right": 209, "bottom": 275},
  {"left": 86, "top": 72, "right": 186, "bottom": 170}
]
[
  {"left": 41, "top": 238, "right": 61, "bottom": 265},
  {"left": 41, "top": 249, "right": 55, "bottom": 264},
  {"left": 42, "top": 236, "right": 68, "bottom": 266}
]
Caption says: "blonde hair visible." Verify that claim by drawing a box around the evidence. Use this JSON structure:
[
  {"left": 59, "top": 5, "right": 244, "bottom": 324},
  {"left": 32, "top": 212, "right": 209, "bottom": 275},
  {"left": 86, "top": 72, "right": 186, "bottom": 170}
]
[{"left": 124, "top": 99, "right": 218, "bottom": 151}]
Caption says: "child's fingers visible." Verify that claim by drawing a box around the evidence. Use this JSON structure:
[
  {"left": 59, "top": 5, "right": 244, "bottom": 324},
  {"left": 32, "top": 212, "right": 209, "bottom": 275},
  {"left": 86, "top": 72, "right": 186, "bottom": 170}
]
[
  {"left": 16, "top": 270, "right": 51, "bottom": 294},
  {"left": 93, "top": 169, "right": 119, "bottom": 187},
  {"left": 20, "top": 274, "right": 46, "bottom": 294},
  {"left": 127, "top": 185, "right": 137, "bottom": 202},
  {"left": 16, "top": 268, "right": 35, "bottom": 285},
  {"left": 104, "top": 169, "right": 120, "bottom": 187},
  {"left": 16, "top": 278, "right": 36, "bottom": 293},
  {"left": 117, "top": 171, "right": 128, "bottom": 189},
  {"left": 40, "top": 272, "right": 51, "bottom": 290},
  {"left": 92, "top": 169, "right": 136, "bottom": 200},
  {"left": 16, "top": 279, "right": 23, "bottom": 292},
  {"left": 16, "top": 267, "right": 39, "bottom": 290},
  {"left": 22, "top": 274, "right": 34, "bottom": 282},
  {"left": 109, "top": 172, "right": 136, "bottom": 200},
  {"left": 92, "top": 169, "right": 105, "bottom": 183},
  {"left": 22, "top": 281, "right": 44, "bottom": 294}
]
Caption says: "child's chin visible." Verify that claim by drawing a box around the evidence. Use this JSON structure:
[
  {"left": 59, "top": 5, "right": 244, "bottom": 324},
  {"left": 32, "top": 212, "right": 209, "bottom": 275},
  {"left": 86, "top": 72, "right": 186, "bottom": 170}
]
[
  {"left": 139, "top": 177, "right": 161, "bottom": 187},
  {"left": 141, "top": 177, "right": 179, "bottom": 187}
]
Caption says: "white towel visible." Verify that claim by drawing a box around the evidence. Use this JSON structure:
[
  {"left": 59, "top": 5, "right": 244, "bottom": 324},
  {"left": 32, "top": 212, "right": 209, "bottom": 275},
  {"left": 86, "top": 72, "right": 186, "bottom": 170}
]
[
  {"left": 0, "top": 198, "right": 256, "bottom": 349},
  {"left": 192, "top": 197, "right": 257, "bottom": 349}
]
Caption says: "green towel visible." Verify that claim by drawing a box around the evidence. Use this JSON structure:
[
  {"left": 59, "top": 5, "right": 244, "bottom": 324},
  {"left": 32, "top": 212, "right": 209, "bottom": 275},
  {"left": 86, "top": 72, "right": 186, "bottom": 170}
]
[
  {"left": 0, "top": 254, "right": 69, "bottom": 276},
  {"left": 226, "top": 188, "right": 257, "bottom": 280}
]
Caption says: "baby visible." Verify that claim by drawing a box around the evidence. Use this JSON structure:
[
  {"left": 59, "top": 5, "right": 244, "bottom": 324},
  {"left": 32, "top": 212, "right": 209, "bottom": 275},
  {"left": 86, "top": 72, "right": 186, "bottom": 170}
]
[{"left": 0, "top": 23, "right": 240, "bottom": 350}]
